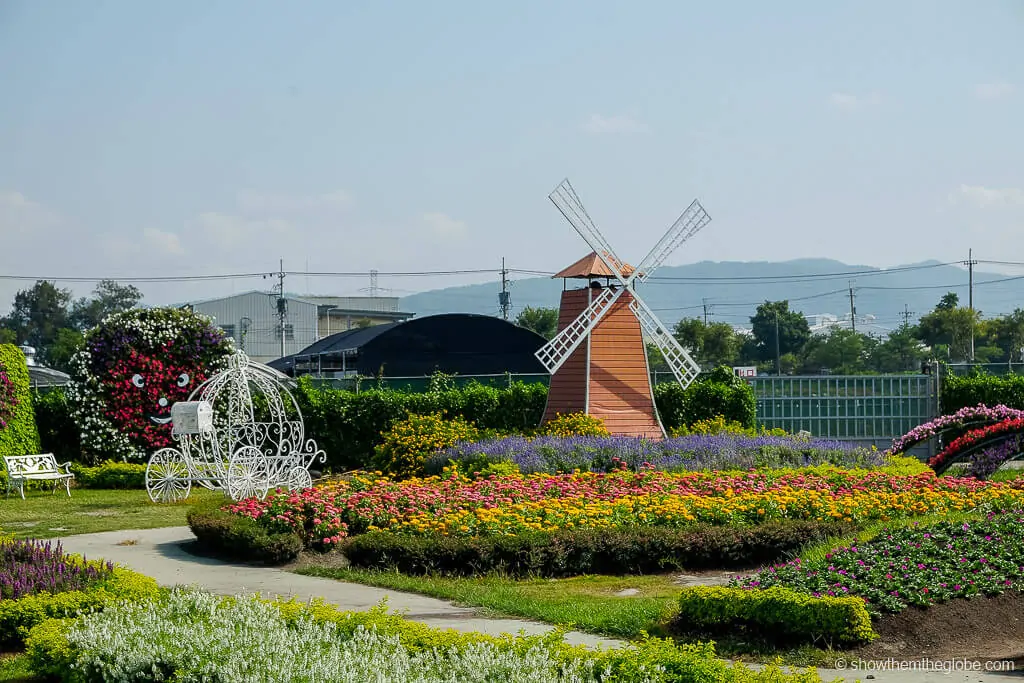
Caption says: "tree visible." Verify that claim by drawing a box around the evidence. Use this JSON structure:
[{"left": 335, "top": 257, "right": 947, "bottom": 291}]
[
  {"left": 515, "top": 306, "right": 558, "bottom": 340},
  {"left": 672, "top": 317, "right": 740, "bottom": 368},
  {"left": 867, "top": 325, "right": 926, "bottom": 373},
  {"left": 70, "top": 280, "right": 143, "bottom": 330},
  {"left": 45, "top": 327, "right": 85, "bottom": 372},
  {"left": 916, "top": 293, "right": 978, "bottom": 362},
  {"left": 801, "top": 328, "right": 872, "bottom": 374},
  {"left": 0, "top": 281, "right": 73, "bottom": 349},
  {"left": 749, "top": 301, "right": 811, "bottom": 369},
  {"left": 984, "top": 309, "right": 1024, "bottom": 363}
]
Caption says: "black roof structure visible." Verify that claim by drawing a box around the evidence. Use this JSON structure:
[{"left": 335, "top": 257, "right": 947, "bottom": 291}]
[{"left": 267, "top": 313, "right": 548, "bottom": 377}]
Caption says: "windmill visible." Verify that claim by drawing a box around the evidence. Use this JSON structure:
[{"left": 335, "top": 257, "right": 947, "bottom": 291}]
[{"left": 535, "top": 178, "right": 711, "bottom": 438}]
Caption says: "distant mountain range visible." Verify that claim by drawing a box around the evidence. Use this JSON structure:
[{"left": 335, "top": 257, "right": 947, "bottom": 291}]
[{"left": 400, "top": 259, "right": 1024, "bottom": 333}]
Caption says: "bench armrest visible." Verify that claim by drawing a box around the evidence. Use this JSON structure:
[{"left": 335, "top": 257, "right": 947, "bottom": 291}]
[{"left": 57, "top": 461, "right": 75, "bottom": 476}]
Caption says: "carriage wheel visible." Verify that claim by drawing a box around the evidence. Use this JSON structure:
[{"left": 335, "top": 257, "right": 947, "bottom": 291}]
[
  {"left": 146, "top": 448, "right": 192, "bottom": 503},
  {"left": 286, "top": 466, "right": 313, "bottom": 492},
  {"left": 226, "top": 447, "right": 270, "bottom": 501}
]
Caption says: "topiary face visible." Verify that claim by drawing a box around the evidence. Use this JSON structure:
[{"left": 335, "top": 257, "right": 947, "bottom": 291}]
[{"left": 67, "top": 308, "right": 234, "bottom": 463}]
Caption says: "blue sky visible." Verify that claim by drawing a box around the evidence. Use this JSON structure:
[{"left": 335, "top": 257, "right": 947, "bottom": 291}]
[{"left": 1, "top": 0, "right": 1022, "bottom": 310}]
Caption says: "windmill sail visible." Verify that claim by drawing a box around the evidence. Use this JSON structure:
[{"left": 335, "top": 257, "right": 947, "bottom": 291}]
[
  {"left": 535, "top": 286, "right": 623, "bottom": 374},
  {"left": 629, "top": 297, "right": 702, "bottom": 388},
  {"left": 631, "top": 199, "right": 711, "bottom": 284}
]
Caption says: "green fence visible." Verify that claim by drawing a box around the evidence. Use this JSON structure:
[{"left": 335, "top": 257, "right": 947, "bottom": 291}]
[{"left": 748, "top": 374, "right": 937, "bottom": 452}]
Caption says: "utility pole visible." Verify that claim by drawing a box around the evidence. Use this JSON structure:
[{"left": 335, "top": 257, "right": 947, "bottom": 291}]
[
  {"left": 901, "top": 304, "right": 914, "bottom": 329},
  {"left": 498, "top": 258, "right": 511, "bottom": 320},
  {"left": 968, "top": 248, "right": 976, "bottom": 362},
  {"left": 703, "top": 298, "right": 710, "bottom": 325},
  {"left": 274, "top": 259, "right": 287, "bottom": 358},
  {"left": 848, "top": 281, "right": 857, "bottom": 334},
  {"left": 774, "top": 311, "right": 782, "bottom": 376},
  {"left": 369, "top": 269, "right": 380, "bottom": 298}
]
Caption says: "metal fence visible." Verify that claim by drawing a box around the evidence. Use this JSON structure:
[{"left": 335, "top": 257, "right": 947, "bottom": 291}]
[{"left": 748, "top": 374, "right": 938, "bottom": 454}]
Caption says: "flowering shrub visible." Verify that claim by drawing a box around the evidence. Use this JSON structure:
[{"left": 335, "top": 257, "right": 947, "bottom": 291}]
[
  {"left": 428, "top": 433, "right": 884, "bottom": 476},
  {"left": 228, "top": 468, "right": 1024, "bottom": 545},
  {"left": 1, "top": 538, "right": 113, "bottom": 600},
  {"left": 733, "top": 513, "right": 1024, "bottom": 616},
  {"left": 928, "top": 417, "right": 1024, "bottom": 474},
  {"left": 225, "top": 486, "right": 348, "bottom": 549},
  {"left": 670, "top": 415, "right": 787, "bottom": 438},
  {"left": 372, "top": 412, "right": 480, "bottom": 477},
  {"left": 538, "top": 412, "right": 610, "bottom": 437},
  {"left": 968, "top": 437, "right": 1024, "bottom": 479},
  {"left": 0, "top": 360, "right": 17, "bottom": 430},
  {"left": 888, "top": 403, "right": 1024, "bottom": 456},
  {"left": 66, "top": 308, "right": 233, "bottom": 462}
]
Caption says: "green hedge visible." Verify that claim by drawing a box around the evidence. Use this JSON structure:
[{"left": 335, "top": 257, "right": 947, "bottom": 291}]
[
  {"left": 0, "top": 344, "right": 41, "bottom": 460},
  {"left": 675, "top": 585, "right": 876, "bottom": 647},
  {"left": 942, "top": 371, "right": 1024, "bottom": 415},
  {"left": 0, "top": 565, "right": 160, "bottom": 648},
  {"left": 654, "top": 366, "right": 757, "bottom": 431},
  {"left": 187, "top": 505, "right": 303, "bottom": 565},
  {"left": 70, "top": 460, "right": 146, "bottom": 489},
  {"left": 32, "top": 387, "right": 82, "bottom": 462}
]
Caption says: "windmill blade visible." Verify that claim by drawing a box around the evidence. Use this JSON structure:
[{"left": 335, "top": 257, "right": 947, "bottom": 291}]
[
  {"left": 549, "top": 179, "right": 626, "bottom": 281},
  {"left": 629, "top": 296, "right": 702, "bottom": 388},
  {"left": 535, "top": 286, "right": 624, "bottom": 374},
  {"left": 630, "top": 199, "right": 711, "bottom": 284}
]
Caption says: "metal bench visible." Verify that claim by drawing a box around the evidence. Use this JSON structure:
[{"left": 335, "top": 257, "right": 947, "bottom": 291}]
[{"left": 3, "top": 453, "right": 74, "bottom": 499}]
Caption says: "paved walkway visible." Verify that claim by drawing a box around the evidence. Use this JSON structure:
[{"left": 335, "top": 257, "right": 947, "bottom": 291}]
[{"left": 58, "top": 527, "right": 1021, "bottom": 683}]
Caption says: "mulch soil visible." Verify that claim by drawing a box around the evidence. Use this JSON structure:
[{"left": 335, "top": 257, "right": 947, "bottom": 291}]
[{"left": 852, "top": 591, "right": 1024, "bottom": 664}]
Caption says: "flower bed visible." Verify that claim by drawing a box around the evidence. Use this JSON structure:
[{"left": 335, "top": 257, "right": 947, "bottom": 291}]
[
  {"left": 0, "top": 538, "right": 160, "bottom": 647},
  {"left": 732, "top": 513, "right": 1024, "bottom": 615},
  {"left": 888, "top": 404, "right": 1024, "bottom": 456},
  {"left": 226, "top": 468, "right": 1024, "bottom": 547},
  {"left": 427, "top": 434, "right": 885, "bottom": 476},
  {"left": 928, "top": 418, "right": 1024, "bottom": 474},
  {"left": 26, "top": 587, "right": 820, "bottom": 683}
]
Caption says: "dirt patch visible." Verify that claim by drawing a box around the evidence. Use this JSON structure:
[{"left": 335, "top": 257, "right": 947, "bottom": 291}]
[
  {"left": 285, "top": 550, "right": 350, "bottom": 572},
  {"left": 78, "top": 510, "right": 118, "bottom": 517},
  {"left": 852, "top": 591, "right": 1024, "bottom": 662},
  {"left": 673, "top": 568, "right": 756, "bottom": 587}
]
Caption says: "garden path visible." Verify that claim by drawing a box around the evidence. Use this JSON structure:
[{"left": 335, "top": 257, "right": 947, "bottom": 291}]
[{"left": 57, "top": 527, "right": 1019, "bottom": 683}]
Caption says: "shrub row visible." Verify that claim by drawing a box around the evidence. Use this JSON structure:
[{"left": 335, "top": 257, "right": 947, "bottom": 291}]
[
  {"left": 187, "top": 505, "right": 304, "bottom": 565},
  {"left": 0, "top": 564, "right": 160, "bottom": 648},
  {"left": 675, "top": 585, "right": 876, "bottom": 647},
  {"left": 26, "top": 587, "right": 822, "bottom": 683},
  {"left": 341, "top": 521, "right": 854, "bottom": 577},
  {"left": 942, "top": 371, "right": 1024, "bottom": 416},
  {"left": 68, "top": 460, "right": 146, "bottom": 489}
]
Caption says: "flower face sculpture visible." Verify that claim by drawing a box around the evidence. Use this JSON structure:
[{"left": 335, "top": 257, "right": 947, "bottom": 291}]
[{"left": 67, "top": 308, "right": 234, "bottom": 463}]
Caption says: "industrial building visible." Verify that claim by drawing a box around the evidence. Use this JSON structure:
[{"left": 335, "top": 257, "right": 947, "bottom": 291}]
[
  {"left": 183, "top": 291, "right": 414, "bottom": 364},
  {"left": 267, "top": 313, "right": 548, "bottom": 379}
]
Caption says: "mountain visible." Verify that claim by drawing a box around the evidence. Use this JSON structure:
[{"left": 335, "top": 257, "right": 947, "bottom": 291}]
[{"left": 400, "top": 259, "right": 1024, "bottom": 332}]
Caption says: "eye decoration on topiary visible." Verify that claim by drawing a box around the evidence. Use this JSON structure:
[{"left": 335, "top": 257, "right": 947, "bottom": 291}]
[
  {"left": 66, "top": 308, "right": 235, "bottom": 463},
  {"left": 0, "top": 362, "right": 18, "bottom": 431}
]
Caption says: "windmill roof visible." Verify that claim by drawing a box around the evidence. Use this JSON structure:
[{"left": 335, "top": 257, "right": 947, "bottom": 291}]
[{"left": 554, "top": 251, "right": 636, "bottom": 279}]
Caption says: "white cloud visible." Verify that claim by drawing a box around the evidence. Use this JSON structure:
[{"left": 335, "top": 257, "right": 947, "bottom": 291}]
[
  {"left": 0, "top": 190, "right": 60, "bottom": 237},
  {"left": 422, "top": 212, "right": 467, "bottom": 237},
  {"left": 954, "top": 184, "right": 1024, "bottom": 208},
  {"left": 143, "top": 227, "right": 185, "bottom": 255},
  {"left": 974, "top": 82, "right": 1015, "bottom": 100},
  {"left": 828, "top": 92, "right": 881, "bottom": 110},
  {"left": 235, "top": 189, "right": 353, "bottom": 214},
  {"left": 189, "top": 212, "right": 297, "bottom": 250},
  {"left": 582, "top": 114, "right": 647, "bottom": 134}
]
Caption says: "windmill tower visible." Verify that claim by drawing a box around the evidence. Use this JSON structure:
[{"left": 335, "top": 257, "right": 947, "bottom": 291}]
[{"left": 536, "top": 179, "right": 711, "bottom": 438}]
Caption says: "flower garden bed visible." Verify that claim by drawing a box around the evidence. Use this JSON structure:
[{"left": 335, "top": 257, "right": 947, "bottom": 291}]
[
  {"left": 25, "top": 587, "right": 821, "bottom": 683},
  {"left": 428, "top": 433, "right": 886, "bottom": 475}
]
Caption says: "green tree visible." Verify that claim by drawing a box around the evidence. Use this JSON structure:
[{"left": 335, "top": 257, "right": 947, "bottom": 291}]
[
  {"left": 867, "top": 325, "right": 926, "bottom": 373},
  {"left": 672, "top": 317, "right": 740, "bottom": 368},
  {"left": 984, "top": 309, "right": 1024, "bottom": 363},
  {"left": 749, "top": 301, "right": 811, "bottom": 369},
  {"left": 44, "top": 327, "right": 85, "bottom": 372},
  {"left": 0, "top": 281, "right": 73, "bottom": 349},
  {"left": 916, "top": 293, "right": 978, "bottom": 362},
  {"left": 801, "top": 328, "right": 872, "bottom": 374},
  {"left": 70, "top": 279, "right": 143, "bottom": 330},
  {"left": 515, "top": 306, "right": 558, "bottom": 340}
]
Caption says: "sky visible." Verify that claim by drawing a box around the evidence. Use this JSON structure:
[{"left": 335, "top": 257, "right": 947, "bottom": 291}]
[{"left": 1, "top": 0, "right": 1023, "bottom": 314}]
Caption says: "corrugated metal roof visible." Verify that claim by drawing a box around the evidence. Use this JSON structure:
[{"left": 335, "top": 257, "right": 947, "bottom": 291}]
[{"left": 553, "top": 251, "right": 635, "bottom": 279}]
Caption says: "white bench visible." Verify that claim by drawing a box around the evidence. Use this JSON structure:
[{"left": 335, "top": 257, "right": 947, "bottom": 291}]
[{"left": 3, "top": 453, "right": 74, "bottom": 499}]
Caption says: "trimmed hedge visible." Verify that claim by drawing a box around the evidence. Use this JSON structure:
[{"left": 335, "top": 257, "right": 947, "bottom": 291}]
[
  {"left": 654, "top": 366, "right": 757, "bottom": 431},
  {"left": 187, "top": 505, "right": 303, "bottom": 565},
  {"left": 32, "top": 387, "right": 82, "bottom": 462},
  {"left": 0, "top": 564, "right": 160, "bottom": 648},
  {"left": 943, "top": 371, "right": 1024, "bottom": 415},
  {"left": 0, "top": 344, "right": 41, "bottom": 460},
  {"left": 69, "top": 460, "right": 146, "bottom": 489},
  {"left": 675, "top": 585, "right": 876, "bottom": 647},
  {"left": 341, "top": 521, "right": 854, "bottom": 577}
]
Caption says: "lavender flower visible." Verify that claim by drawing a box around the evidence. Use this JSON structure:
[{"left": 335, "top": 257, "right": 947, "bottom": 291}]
[{"left": 0, "top": 538, "right": 114, "bottom": 600}]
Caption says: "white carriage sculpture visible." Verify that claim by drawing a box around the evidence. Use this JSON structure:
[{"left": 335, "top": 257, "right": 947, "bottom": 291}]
[{"left": 144, "top": 351, "right": 325, "bottom": 503}]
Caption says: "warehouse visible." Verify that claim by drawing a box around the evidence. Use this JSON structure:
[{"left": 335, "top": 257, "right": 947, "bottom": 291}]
[{"left": 267, "top": 313, "right": 548, "bottom": 378}]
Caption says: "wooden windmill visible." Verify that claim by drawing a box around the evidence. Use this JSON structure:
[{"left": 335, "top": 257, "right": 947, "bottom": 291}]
[{"left": 536, "top": 179, "right": 711, "bottom": 438}]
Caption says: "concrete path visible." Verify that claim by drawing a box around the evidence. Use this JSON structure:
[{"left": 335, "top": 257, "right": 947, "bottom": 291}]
[{"left": 57, "top": 527, "right": 1022, "bottom": 683}]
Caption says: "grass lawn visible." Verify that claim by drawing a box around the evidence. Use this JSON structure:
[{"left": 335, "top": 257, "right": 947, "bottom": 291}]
[
  {"left": 0, "top": 488, "right": 224, "bottom": 539},
  {"left": 298, "top": 567, "right": 683, "bottom": 638}
]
